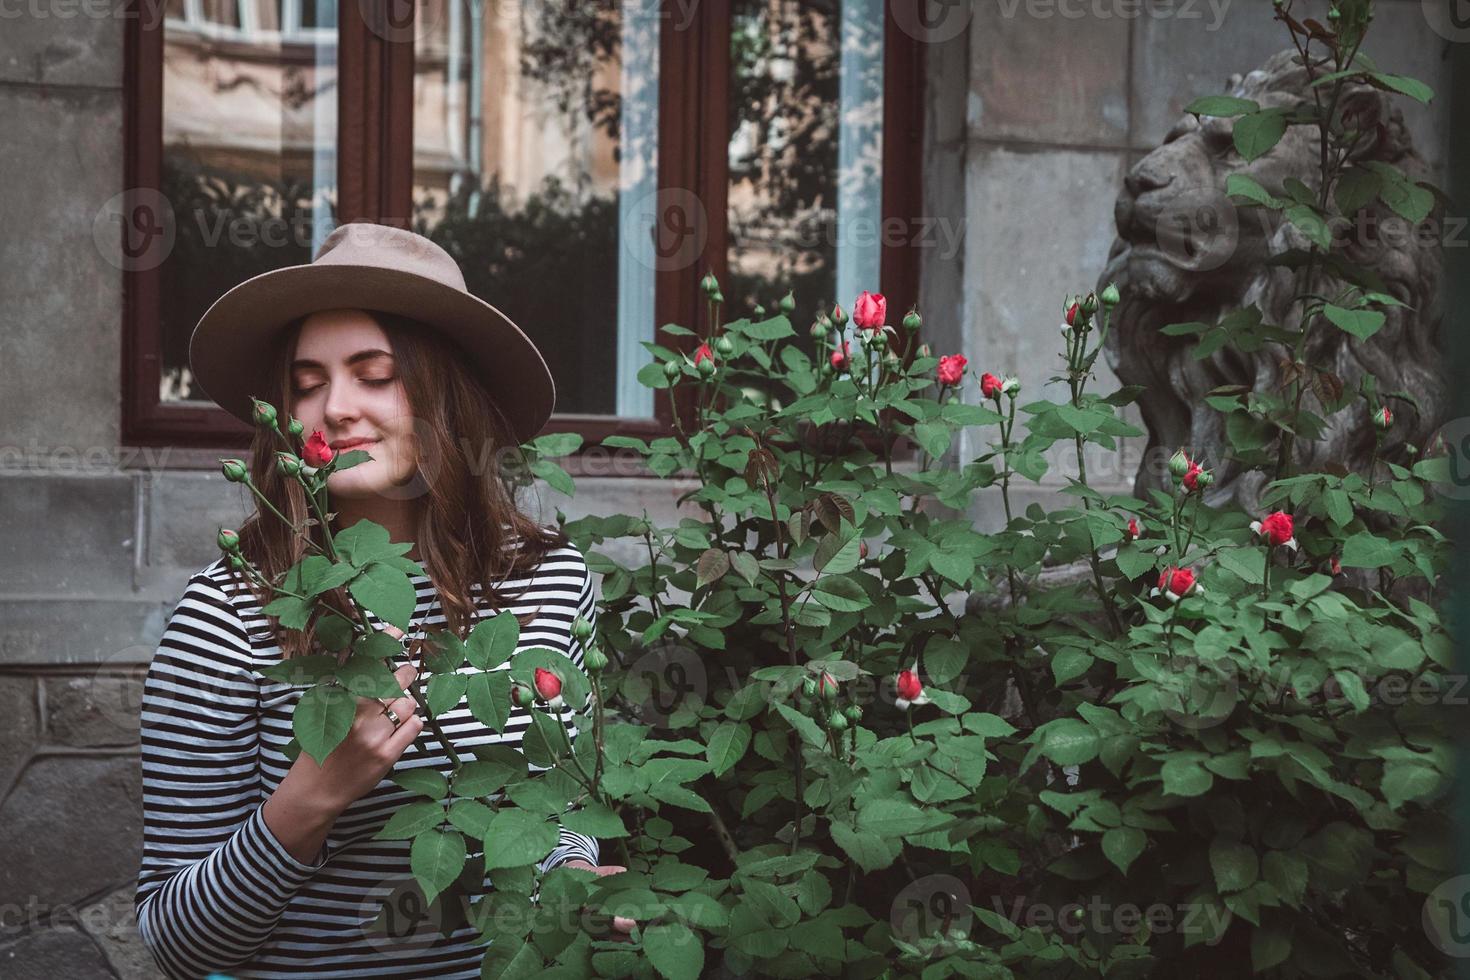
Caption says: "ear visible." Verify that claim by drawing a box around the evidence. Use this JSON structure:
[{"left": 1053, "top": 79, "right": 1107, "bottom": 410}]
[{"left": 1336, "top": 85, "right": 1403, "bottom": 162}]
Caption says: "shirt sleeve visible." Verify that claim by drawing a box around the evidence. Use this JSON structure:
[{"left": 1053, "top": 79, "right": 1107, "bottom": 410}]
[
  {"left": 135, "top": 572, "right": 329, "bottom": 979},
  {"left": 538, "top": 550, "right": 601, "bottom": 871}
]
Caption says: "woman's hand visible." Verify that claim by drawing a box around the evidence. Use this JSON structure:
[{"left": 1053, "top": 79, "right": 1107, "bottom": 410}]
[{"left": 562, "top": 859, "right": 636, "bottom": 941}]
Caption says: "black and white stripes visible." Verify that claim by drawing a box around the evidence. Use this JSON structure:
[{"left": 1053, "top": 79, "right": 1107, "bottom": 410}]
[{"left": 135, "top": 538, "right": 600, "bottom": 979}]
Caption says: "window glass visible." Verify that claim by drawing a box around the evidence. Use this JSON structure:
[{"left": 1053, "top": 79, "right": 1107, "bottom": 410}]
[
  {"left": 157, "top": 0, "right": 338, "bottom": 402},
  {"left": 412, "top": 0, "right": 660, "bottom": 417}
]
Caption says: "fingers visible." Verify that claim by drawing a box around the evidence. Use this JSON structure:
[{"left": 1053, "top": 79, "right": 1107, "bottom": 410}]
[
  {"left": 612, "top": 915, "right": 636, "bottom": 934},
  {"left": 384, "top": 705, "right": 424, "bottom": 755},
  {"left": 391, "top": 662, "right": 419, "bottom": 697}
]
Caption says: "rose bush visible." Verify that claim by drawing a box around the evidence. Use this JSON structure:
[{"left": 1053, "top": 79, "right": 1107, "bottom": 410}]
[{"left": 208, "top": 3, "right": 1455, "bottom": 976}]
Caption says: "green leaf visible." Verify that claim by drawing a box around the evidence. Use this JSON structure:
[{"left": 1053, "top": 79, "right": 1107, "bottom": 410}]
[
  {"left": 392, "top": 768, "right": 449, "bottom": 801},
  {"left": 1334, "top": 167, "right": 1381, "bottom": 215},
  {"left": 466, "top": 670, "right": 513, "bottom": 733},
  {"left": 446, "top": 799, "right": 494, "bottom": 838},
  {"left": 1161, "top": 757, "right": 1214, "bottom": 797},
  {"left": 1382, "top": 763, "right": 1439, "bottom": 809},
  {"left": 914, "top": 421, "right": 950, "bottom": 459},
  {"left": 562, "top": 802, "right": 629, "bottom": 838},
  {"left": 1285, "top": 204, "right": 1332, "bottom": 250},
  {"left": 830, "top": 821, "right": 900, "bottom": 872},
  {"left": 1051, "top": 649, "right": 1093, "bottom": 685},
  {"left": 349, "top": 562, "right": 418, "bottom": 631},
  {"left": 1217, "top": 547, "right": 1265, "bottom": 585},
  {"left": 706, "top": 722, "right": 751, "bottom": 778},
  {"left": 858, "top": 799, "right": 946, "bottom": 837},
  {"left": 376, "top": 799, "right": 446, "bottom": 839},
  {"left": 1233, "top": 109, "right": 1287, "bottom": 161},
  {"left": 1225, "top": 173, "right": 1283, "bottom": 208},
  {"left": 1114, "top": 543, "right": 1157, "bottom": 580},
  {"left": 483, "top": 808, "right": 560, "bottom": 869},
  {"left": 1251, "top": 926, "right": 1292, "bottom": 971},
  {"left": 1369, "top": 71, "right": 1433, "bottom": 105},
  {"left": 1210, "top": 837, "right": 1259, "bottom": 893},
  {"left": 467, "top": 611, "right": 520, "bottom": 669},
  {"left": 810, "top": 575, "right": 870, "bottom": 612},
  {"left": 1037, "top": 719, "right": 1100, "bottom": 766},
  {"left": 335, "top": 653, "right": 406, "bottom": 700},
  {"left": 1340, "top": 531, "right": 1400, "bottom": 568},
  {"left": 1102, "top": 826, "right": 1146, "bottom": 875},
  {"left": 455, "top": 745, "right": 527, "bottom": 796},
  {"left": 1323, "top": 304, "right": 1385, "bottom": 340},
  {"left": 1185, "top": 95, "right": 1259, "bottom": 116},
  {"left": 644, "top": 921, "right": 704, "bottom": 980},
  {"left": 410, "top": 828, "right": 466, "bottom": 905},
  {"left": 425, "top": 672, "right": 467, "bottom": 716},
  {"left": 294, "top": 684, "right": 356, "bottom": 765}
]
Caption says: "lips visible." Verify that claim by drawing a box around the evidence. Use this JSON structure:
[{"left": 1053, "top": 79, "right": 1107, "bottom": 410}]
[{"left": 329, "top": 437, "right": 378, "bottom": 451}]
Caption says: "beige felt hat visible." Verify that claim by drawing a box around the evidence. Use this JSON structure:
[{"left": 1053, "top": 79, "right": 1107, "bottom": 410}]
[{"left": 188, "top": 221, "right": 555, "bottom": 444}]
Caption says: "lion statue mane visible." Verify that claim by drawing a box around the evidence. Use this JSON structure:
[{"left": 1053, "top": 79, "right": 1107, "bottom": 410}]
[{"left": 1100, "top": 48, "right": 1445, "bottom": 511}]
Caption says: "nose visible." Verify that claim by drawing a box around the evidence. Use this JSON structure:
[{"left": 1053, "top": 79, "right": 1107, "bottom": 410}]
[
  {"left": 1125, "top": 160, "right": 1174, "bottom": 198},
  {"left": 322, "top": 377, "right": 362, "bottom": 428}
]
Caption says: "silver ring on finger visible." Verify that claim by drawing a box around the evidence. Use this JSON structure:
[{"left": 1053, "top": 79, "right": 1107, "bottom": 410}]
[{"left": 382, "top": 705, "right": 402, "bottom": 729}]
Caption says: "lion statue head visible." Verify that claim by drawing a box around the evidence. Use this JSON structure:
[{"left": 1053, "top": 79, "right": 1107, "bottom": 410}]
[{"left": 1100, "top": 48, "right": 1444, "bottom": 511}]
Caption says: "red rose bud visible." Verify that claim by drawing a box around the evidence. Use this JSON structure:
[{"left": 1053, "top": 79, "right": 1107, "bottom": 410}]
[
  {"left": 275, "top": 451, "right": 302, "bottom": 477},
  {"left": 1124, "top": 517, "right": 1140, "bottom": 542},
  {"left": 251, "top": 398, "right": 278, "bottom": 428},
  {"left": 1373, "top": 406, "right": 1392, "bottom": 430},
  {"left": 832, "top": 303, "right": 848, "bottom": 326},
  {"left": 858, "top": 540, "right": 869, "bottom": 560},
  {"left": 1065, "top": 301, "right": 1081, "bottom": 327},
  {"left": 830, "top": 341, "right": 851, "bottom": 372},
  {"left": 1150, "top": 565, "right": 1202, "bottom": 602},
  {"left": 1251, "top": 511, "right": 1297, "bottom": 550},
  {"left": 980, "top": 372, "right": 1003, "bottom": 400},
  {"left": 818, "top": 671, "right": 838, "bottom": 703},
  {"left": 1182, "top": 461, "right": 1210, "bottom": 493},
  {"left": 1330, "top": 555, "right": 1343, "bottom": 576},
  {"left": 827, "top": 710, "right": 849, "bottom": 732},
  {"left": 533, "top": 667, "right": 565, "bottom": 709},
  {"left": 903, "top": 309, "right": 922, "bottom": 332},
  {"left": 937, "top": 353, "right": 968, "bottom": 386},
  {"left": 220, "top": 458, "right": 249, "bottom": 483},
  {"left": 303, "top": 429, "right": 335, "bottom": 468},
  {"left": 916, "top": 343, "right": 931, "bottom": 359},
  {"left": 694, "top": 342, "right": 715, "bottom": 365},
  {"left": 217, "top": 528, "right": 241, "bottom": 553},
  {"left": 852, "top": 290, "right": 887, "bottom": 331},
  {"left": 1168, "top": 449, "right": 1192, "bottom": 478},
  {"left": 287, "top": 417, "right": 304, "bottom": 437},
  {"left": 511, "top": 682, "right": 534, "bottom": 708},
  {"left": 895, "top": 666, "right": 926, "bottom": 710}
]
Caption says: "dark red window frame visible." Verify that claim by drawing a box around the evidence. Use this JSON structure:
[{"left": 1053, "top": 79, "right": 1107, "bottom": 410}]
[{"left": 121, "top": 0, "right": 925, "bottom": 465}]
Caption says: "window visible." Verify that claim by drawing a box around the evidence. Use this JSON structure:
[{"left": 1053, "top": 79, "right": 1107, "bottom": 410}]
[{"left": 122, "top": 0, "right": 923, "bottom": 456}]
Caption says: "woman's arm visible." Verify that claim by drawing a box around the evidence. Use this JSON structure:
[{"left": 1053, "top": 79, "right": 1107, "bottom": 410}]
[{"left": 134, "top": 572, "right": 329, "bottom": 980}]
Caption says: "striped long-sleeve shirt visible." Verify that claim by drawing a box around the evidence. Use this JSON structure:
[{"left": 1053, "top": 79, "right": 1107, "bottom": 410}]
[{"left": 135, "top": 539, "right": 600, "bottom": 979}]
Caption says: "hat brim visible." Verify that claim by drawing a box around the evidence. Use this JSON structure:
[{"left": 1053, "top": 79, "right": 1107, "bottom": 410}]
[{"left": 188, "top": 263, "right": 556, "bottom": 445}]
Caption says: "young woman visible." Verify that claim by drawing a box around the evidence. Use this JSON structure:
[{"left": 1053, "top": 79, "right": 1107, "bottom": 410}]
[{"left": 135, "top": 223, "right": 630, "bottom": 978}]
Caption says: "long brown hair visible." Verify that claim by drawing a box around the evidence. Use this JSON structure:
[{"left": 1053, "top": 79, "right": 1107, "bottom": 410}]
[{"left": 229, "top": 309, "right": 569, "bottom": 660}]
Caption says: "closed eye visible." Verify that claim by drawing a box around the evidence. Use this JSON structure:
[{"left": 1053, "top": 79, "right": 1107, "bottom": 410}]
[{"left": 293, "top": 378, "right": 395, "bottom": 395}]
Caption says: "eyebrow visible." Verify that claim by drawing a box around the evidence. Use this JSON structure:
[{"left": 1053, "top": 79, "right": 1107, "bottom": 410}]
[{"left": 290, "top": 349, "right": 394, "bottom": 370}]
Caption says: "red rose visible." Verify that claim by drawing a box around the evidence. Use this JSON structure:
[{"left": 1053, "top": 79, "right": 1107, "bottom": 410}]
[
  {"left": 303, "top": 430, "right": 335, "bottom": 468},
  {"left": 1065, "top": 301, "right": 1080, "bottom": 326},
  {"left": 1374, "top": 406, "right": 1393, "bottom": 430},
  {"left": 980, "top": 372, "right": 1003, "bottom": 400},
  {"left": 895, "top": 666, "right": 927, "bottom": 710},
  {"left": 1124, "top": 517, "right": 1140, "bottom": 542},
  {"left": 694, "top": 342, "right": 715, "bottom": 365},
  {"left": 852, "top": 290, "right": 887, "bottom": 331},
  {"left": 1251, "top": 511, "right": 1297, "bottom": 549},
  {"left": 937, "top": 353, "right": 968, "bottom": 386},
  {"left": 1152, "top": 565, "right": 1200, "bottom": 602}
]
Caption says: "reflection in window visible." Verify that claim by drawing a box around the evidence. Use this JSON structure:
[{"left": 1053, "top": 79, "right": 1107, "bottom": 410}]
[
  {"left": 727, "top": 0, "right": 884, "bottom": 345},
  {"left": 413, "top": 0, "right": 660, "bottom": 418},
  {"left": 159, "top": 0, "right": 338, "bottom": 402}
]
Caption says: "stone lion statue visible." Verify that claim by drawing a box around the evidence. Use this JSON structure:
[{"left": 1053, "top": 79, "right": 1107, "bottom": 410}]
[{"left": 1100, "top": 48, "right": 1445, "bottom": 511}]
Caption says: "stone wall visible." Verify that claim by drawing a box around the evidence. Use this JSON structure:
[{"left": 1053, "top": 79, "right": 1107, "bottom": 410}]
[{"left": 0, "top": 2, "right": 1455, "bottom": 975}]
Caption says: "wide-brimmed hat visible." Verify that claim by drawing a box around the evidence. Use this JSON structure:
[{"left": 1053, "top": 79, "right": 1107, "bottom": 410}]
[{"left": 188, "top": 221, "right": 555, "bottom": 444}]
